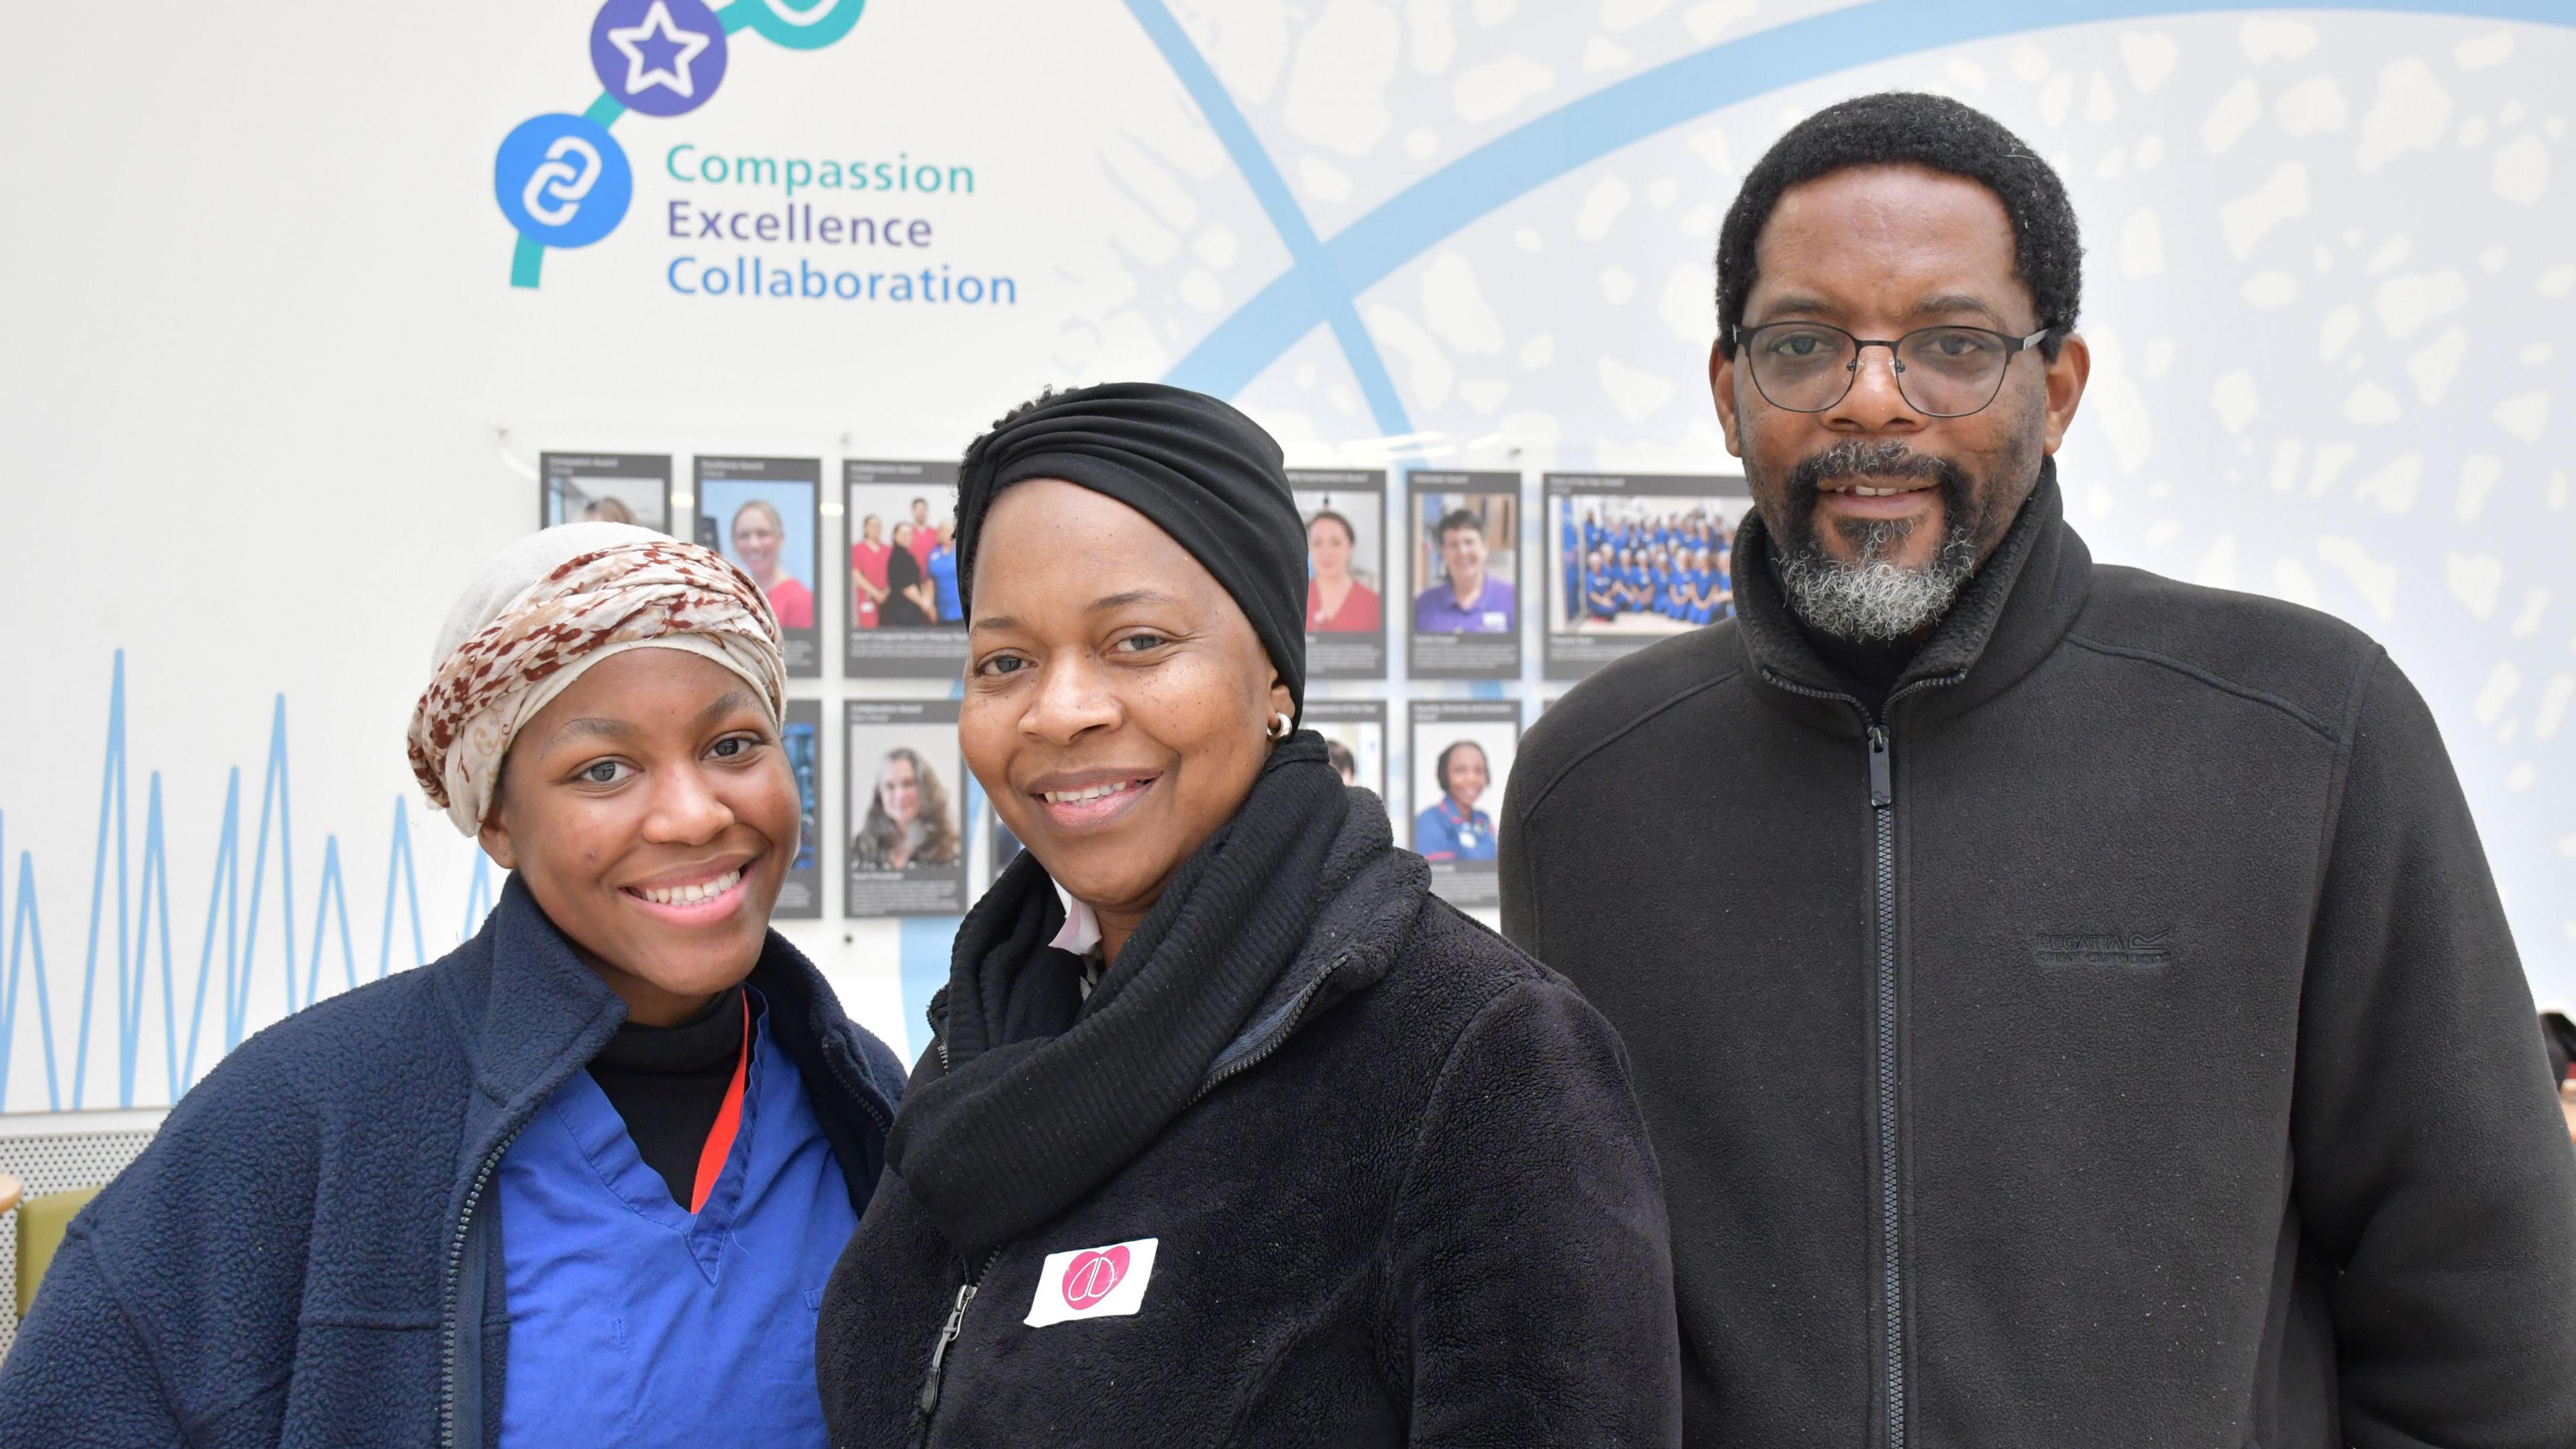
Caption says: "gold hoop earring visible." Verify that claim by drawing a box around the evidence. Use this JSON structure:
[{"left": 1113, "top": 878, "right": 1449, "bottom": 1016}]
[{"left": 1267, "top": 711, "right": 1293, "bottom": 742}]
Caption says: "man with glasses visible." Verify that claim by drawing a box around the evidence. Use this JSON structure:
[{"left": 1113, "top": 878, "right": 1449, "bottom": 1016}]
[{"left": 1503, "top": 92, "right": 2575, "bottom": 1448}]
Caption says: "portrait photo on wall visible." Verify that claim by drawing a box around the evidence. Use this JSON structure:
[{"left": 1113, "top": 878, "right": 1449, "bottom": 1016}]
[
  {"left": 775, "top": 699, "right": 822, "bottom": 919},
  {"left": 845, "top": 459, "right": 967, "bottom": 679},
  {"left": 1406, "top": 471, "right": 1521, "bottom": 680},
  {"left": 541, "top": 452, "right": 672, "bottom": 533},
  {"left": 696, "top": 455, "right": 822, "bottom": 678},
  {"left": 1291, "top": 468, "right": 1388, "bottom": 680},
  {"left": 1407, "top": 698, "right": 1521, "bottom": 907},
  {"left": 982, "top": 800, "right": 1024, "bottom": 892},
  {"left": 1544, "top": 472, "right": 1752, "bottom": 680},
  {"left": 845, "top": 698, "right": 968, "bottom": 918},
  {"left": 1304, "top": 697, "right": 1388, "bottom": 813}
]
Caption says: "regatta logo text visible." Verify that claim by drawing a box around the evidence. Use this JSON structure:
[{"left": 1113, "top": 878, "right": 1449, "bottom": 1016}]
[
  {"left": 1026, "top": 1238, "right": 1160, "bottom": 1327},
  {"left": 2035, "top": 930, "right": 2174, "bottom": 969}
]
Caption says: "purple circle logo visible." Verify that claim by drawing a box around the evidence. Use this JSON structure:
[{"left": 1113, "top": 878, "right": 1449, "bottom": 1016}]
[{"left": 589, "top": 0, "right": 728, "bottom": 117}]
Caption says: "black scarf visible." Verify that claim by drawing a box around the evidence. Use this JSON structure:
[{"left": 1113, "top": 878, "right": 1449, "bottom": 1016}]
[{"left": 885, "top": 735, "right": 1352, "bottom": 1258}]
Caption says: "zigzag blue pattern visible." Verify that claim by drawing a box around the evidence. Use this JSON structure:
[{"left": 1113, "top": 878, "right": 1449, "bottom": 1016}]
[{"left": 0, "top": 652, "right": 494, "bottom": 1112}]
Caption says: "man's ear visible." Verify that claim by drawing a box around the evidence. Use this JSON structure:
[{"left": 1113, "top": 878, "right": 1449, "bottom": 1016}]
[
  {"left": 1709, "top": 339, "right": 1743, "bottom": 458},
  {"left": 1268, "top": 674, "right": 1295, "bottom": 726},
  {"left": 2040, "top": 332, "right": 2091, "bottom": 455}
]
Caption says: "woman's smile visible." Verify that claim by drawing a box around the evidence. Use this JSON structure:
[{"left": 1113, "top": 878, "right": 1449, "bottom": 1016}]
[
  {"left": 618, "top": 856, "right": 757, "bottom": 923},
  {"left": 1028, "top": 771, "right": 1160, "bottom": 831}
]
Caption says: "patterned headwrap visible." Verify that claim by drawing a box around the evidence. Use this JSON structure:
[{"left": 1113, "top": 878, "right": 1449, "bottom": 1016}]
[{"left": 407, "top": 523, "right": 786, "bottom": 835}]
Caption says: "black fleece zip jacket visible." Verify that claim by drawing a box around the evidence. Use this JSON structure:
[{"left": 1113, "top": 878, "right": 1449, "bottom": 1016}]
[
  {"left": 1501, "top": 469, "right": 2576, "bottom": 1449},
  {"left": 816, "top": 798, "right": 1680, "bottom": 1448}
]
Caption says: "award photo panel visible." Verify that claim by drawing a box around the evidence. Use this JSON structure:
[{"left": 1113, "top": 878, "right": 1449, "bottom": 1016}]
[
  {"left": 1407, "top": 698, "right": 1521, "bottom": 908},
  {"left": 1291, "top": 468, "right": 1388, "bottom": 680},
  {"left": 1544, "top": 473, "right": 1752, "bottom": 680},
  {"left": 775, "top": 699, "right": 822, "bottom": 919},
  {"left": 845, "top": 459, "right": 967, "bottom": 678},
  {"left": 697, "top": 455, "right": 822, "bottom": 678},
  {"left": 1407, "top": 471, "right": 1521, "bottom": 680},
  {"left": 845, "top": 699, "right": 969, "bottom": 918},
  {"left": 1304, "top": 697, "right": 1388, "bottom": 811},
  {"left": 541, "top": 452, "right": 672, "bottom": 533},
  {"left": 983, "top": 800, "right": 1025, "bottom": 892}
]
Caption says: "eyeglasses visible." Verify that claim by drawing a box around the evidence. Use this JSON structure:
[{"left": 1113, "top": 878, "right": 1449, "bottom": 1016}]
[{"left": 1733, "top": 321, "right": 2051, "bottom": 418}]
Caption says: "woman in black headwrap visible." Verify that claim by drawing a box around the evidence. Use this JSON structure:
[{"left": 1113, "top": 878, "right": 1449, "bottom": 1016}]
[{"left": 815, "top": 383, "right": 1678, "bottom": 1447}]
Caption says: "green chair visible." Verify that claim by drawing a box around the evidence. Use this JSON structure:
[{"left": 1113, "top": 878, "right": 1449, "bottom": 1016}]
[{"left": 12, "top": 1183, "right": 101, "bottom": 1320}]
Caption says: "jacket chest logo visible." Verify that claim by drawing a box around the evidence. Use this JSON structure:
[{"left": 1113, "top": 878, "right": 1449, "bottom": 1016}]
[
  {"left": 1025, "top": 1237, "right": 1159, "bottom": 1326},
  {"left": 2035, "top": 928, "right": 2173, "bottom": 969}
]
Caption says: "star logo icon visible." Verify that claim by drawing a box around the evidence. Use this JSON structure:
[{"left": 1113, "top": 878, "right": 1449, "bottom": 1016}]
[{"left": 607, "top": 1, "right": 712, "bottom": 98}]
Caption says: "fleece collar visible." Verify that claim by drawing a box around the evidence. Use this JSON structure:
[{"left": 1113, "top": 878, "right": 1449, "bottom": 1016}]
[
  {"left": 437, "top": 873, "right": 899, "bottom": 1206},
  {"left": 1733, "top": 458, "right": 2093, "bottom": 734}
]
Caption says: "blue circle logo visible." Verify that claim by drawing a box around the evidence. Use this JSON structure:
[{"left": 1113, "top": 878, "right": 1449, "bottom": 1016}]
[
  {"left": 590, "top": 0, "right": 729, "bottom": 116},
  {"left": 493, "top": 115, "right": 633, "bottom": 248},
  {"left": 740, "top": 0, "right": 863, "bottom": 50}
]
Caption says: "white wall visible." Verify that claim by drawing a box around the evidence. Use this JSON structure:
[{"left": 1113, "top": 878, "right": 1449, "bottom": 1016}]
[{"left": 0, "top": 0, "right": 2567, "bottom": 1110}]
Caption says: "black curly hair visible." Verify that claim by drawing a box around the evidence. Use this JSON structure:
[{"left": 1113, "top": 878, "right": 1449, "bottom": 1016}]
[{"left": 1714, "top": 92, "right": 2083, "bottom": 361}]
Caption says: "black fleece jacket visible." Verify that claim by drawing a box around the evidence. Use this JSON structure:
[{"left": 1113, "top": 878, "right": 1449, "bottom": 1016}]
[
  {"left": 1501, "top": 470, "right": 2576, "bottom": 1449},
  {"left": 816, "top": 796, "right": 1680, "bottom": 1448}
]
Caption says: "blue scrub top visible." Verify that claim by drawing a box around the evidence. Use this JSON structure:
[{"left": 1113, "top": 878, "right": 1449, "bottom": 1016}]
[
  {"left": 1415, "top": 796, "right": 1497, "bottom": 861},
  {"left": 496, "top": 994, "right": 856, "bottom": 1448},
  {"left": 927, "top": 545, "right": 963, "bottom": 622}
]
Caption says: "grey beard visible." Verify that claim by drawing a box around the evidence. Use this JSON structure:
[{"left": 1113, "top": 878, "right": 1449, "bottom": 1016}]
[{"left": 1774, "top": 517, "right": 1976, "bottom": 642}]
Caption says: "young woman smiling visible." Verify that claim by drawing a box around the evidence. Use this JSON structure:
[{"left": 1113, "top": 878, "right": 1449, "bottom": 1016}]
[
  {"left": 814, "top": 383, "right": 1679, "bottom": 1448},
  {"left": 0, "top": 525, "right": 906, "bottom": 1448}
]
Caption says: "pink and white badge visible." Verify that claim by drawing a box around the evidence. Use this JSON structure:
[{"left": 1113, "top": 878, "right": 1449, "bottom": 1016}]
[{"left": 1024, "top": 1237, "right": 1159, "bottom": 1327}]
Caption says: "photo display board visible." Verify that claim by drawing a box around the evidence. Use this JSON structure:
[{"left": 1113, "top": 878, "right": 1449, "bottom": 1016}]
[
  {"left": 1405, "top": 471, "right": 1521, "bottom": 680},
  {"left": 983, "top": 800, "right": 1026, "bottom": 893},
  {"left": 845, "top": 699, "right": 969, "bottom": 917},
  {"left": 696, "top": 455, "right": 822, "bottom": 678},
  {"left": 1544, "top": 472, "right": 1750, "bottom": 680},
  {"left": 1291, "top": 468, "right": 1389, "bottom": 680},
  {"left": 1407, "top": 697, "right": 1521, "bottom": 908},
  {"left": 1303, "top": 697, "right": 1388, "bottom": 808},
  {"left": 542, "top": 452, "right": 673, "bottom": 533},
  {"left": 845, "top": 458, "right": 967, "bottom": 678},
  {"left": 776, "top": 699, "right": 822, "bottom": 919}
]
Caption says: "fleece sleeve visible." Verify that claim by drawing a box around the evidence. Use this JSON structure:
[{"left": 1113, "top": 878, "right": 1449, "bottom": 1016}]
[
  {"left": 2291, "top": 651, "right": 2576, "bottom": 1448},
  {"left": 1383, "top": 975, "right": 1682, "bottom": 1448},
  {"left": 0, "top": 1230, "right": 187, "bottom": 1448}
]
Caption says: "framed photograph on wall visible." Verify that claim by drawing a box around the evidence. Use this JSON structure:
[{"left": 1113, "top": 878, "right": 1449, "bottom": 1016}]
[
  {"left": 1291, "top": 468, "right": 1388, "bottom": 680},
  {"left": 1544, "top": 472, "right": 1751, "bottom": 680},
  {"left": 696, "top": 455, "right": 822, "bottom": 678},
  {"left": 1304, "top": 696, "right": 1388, "bottom": 808},
  {"left": 845, "top": 458, "right": 967, "bottom": 678},
  {"left": 983, "top": 800, "right": 1025, "bottom": 892},
  {"left": 775, "top": 698, "right": 822, "bottom": 920},
  {"left": 541, "top": 452, "right": 672, "bottom": 533},
  {"left": 845, "top": 699, "right": 969, "bottom": 917},
  {"left": 1406, "top": 470, "right": 1521, "bottom": 680},
  {"left": 1407, "top": 697, "right": 1521, "bottom": 907}
]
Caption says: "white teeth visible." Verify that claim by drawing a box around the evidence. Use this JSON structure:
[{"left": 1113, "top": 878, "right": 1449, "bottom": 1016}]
[
  {"left": 639, "top": 867, "right": 740, "bottom": 906},
  {"left": 1044, "top": 780, "right": 1138, "bottom": 804}
]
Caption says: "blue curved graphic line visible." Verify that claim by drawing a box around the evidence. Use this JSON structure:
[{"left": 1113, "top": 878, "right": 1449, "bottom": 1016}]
[
  {"left": 1117, "top": 0, "right": 1413, "bottom": 435},
  {"left": 1164, "top": 0, "right": 2571, "bottom": 405}
]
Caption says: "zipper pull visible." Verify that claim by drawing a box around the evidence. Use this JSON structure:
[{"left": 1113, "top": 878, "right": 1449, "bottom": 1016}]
[
  {"left": 918, "top": 1281, "right": 978, "bottom": 1417},
  {"left": 1867, "top": 726, "right": 1892, "bottom": 808}
]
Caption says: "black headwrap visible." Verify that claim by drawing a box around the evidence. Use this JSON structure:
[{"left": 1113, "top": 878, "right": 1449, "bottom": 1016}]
[{"left": 955, "top": 382, "right": 1309, "bottom": 720}]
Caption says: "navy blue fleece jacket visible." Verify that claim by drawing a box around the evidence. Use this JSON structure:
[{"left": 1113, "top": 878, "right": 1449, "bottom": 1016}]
[{"left": 0, "top": 875, "right": 905, "bottom": 1448}]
